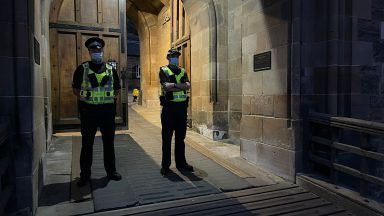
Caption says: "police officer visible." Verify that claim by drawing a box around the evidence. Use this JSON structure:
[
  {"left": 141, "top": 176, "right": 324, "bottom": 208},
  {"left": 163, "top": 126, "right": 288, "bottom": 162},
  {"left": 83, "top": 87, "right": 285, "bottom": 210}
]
[
  {"left": 72, "top": 37, "right": 122, "bottom": 186},
  {"left": 159, "top": 49, "right": 194, "bottom": 175}
]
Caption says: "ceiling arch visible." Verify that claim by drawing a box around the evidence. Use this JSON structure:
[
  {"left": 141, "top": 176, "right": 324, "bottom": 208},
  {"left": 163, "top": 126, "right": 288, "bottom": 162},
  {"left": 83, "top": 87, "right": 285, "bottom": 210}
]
[{"left": 127, "top": 0, "right": 169, "bottom": 15}]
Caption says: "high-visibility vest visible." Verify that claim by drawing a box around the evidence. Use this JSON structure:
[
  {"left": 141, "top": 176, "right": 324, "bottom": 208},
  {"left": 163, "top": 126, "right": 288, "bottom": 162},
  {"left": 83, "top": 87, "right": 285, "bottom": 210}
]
[
  {"left": 160, "top": 66, "right": 188, "bottom": 102},
  {"left": 80, "top": 62, "right": 115, "bottom": 104}
]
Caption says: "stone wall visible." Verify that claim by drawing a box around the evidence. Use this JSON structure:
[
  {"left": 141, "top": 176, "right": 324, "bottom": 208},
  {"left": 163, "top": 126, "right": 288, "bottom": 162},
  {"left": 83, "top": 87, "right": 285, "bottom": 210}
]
[
  {"left": 183, "top": 0, "right": 229, "bottom": 140},
  {"left": 184, "top": 1, "right": 212, "bottom": 136},
  {"left": 126, "top": 56, "right": 140, "bottom": 90},
  {"left": 0, "top": 0, "right": 51, "bottom": 212},
  {"left": 298, "top": 0, "right": 384, "bottom": 201},
  {"left": 299, "top": 0, "right": 384, "bottom": 121},
  {"left": 184, "top": 0, "right": 300, "bottom": 181},
  {"left": 227, "top": 1, "right": 243, "bottom": 144},
  {"left": 231, "top": 0, "right": 298, "bottom": 181},
  {"left": 213, "top": 0, "right": 229, "bottom": 140},
  {"left": 129, "top": 5, "right": 171, "bottom": 108}
]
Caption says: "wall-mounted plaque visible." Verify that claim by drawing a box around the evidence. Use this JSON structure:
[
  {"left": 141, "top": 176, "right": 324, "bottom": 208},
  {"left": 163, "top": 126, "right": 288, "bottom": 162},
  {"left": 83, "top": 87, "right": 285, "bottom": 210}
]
[
  {"left": 34, "top": 37, "right": 40, "bottom": 65},
  {"left": 253, "top": 51, "right": 271, "bottom": 72}
]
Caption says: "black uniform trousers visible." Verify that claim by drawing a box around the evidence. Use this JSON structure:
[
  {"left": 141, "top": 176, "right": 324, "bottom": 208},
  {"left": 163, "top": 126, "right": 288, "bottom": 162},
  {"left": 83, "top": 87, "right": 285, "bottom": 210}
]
[
  {"left": 161, "top": 101, "right": 188, "bottom": 168},
  {"left": 79, "top": 103, "right": 116, "bottom": 179}
]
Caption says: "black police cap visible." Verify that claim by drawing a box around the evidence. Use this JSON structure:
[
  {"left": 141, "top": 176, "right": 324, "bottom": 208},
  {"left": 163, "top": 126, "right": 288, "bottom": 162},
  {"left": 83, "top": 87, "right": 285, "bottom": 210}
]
[
  {"left": 167, "top": 49, "right": 181, "bottom": 57},
  {"left": 85, "top": 37, "right": 105, "bottom": 49}
]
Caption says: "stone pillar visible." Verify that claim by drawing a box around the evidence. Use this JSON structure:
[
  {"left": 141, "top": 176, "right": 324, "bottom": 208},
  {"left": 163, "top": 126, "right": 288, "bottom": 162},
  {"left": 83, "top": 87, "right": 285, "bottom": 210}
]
[
  {"left": 237, "top": 0, "right": 301, "bottom": 181},
  {"left": 0, "top": 0, "right": 49, "bottom": 213},
  {"left": 228, "top": 1, "right": 243, "bottom": 144},
  {"left": 184, "top": 0, "right": 230, "bottom": 141}
]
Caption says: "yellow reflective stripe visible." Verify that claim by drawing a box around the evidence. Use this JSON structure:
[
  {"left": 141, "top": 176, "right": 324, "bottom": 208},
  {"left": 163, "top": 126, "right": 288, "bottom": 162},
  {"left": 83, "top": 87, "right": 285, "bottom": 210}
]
[
  {"left": 95, "top": 72, "right": 107, "bottom": 84},
  {"left": 173, "top": 95, "right": 187, "bottom": 99},
  {"left": 175, "top": 69, "right": 185, "bottom": 84},
  {"left": 162, "top": 67, "right": 174, "bottom": 76},
  {"left": 171, "top": 91, "right": 187, "bottom": 102},
  {"left": 80, "top": 62, "right": 115, "bottom": 104},
  {"left": 92, "top": 91, "right": 102, "bottom": 97},
  {"left": 160, "top": 66, "right": 188, "bottom": 102}
]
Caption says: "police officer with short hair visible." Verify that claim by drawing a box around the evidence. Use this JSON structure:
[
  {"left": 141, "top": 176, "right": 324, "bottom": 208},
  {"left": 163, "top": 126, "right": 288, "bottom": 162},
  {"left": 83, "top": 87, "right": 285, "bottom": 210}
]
[
  {"left": 72, "top": 37, "right": 122, "bottom": 186},
  {"left": 159, "top": 49, "right": 194, "bottom": 175}
]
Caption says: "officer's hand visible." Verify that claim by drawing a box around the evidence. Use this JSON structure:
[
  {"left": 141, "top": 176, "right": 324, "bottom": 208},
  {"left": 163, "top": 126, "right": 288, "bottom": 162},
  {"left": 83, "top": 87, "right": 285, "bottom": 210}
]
[
  {"left": 164, "top": 82, "right": 176, "bottom": 90},
  {"left": 73, "top": 88, "right": 81, "bottom": 98}
]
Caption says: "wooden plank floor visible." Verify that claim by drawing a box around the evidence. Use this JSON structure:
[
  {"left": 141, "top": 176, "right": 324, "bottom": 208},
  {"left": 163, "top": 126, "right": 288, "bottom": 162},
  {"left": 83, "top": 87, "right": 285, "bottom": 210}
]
[{"left": 91, "top": 183, "right": 354, "bottom": 216}]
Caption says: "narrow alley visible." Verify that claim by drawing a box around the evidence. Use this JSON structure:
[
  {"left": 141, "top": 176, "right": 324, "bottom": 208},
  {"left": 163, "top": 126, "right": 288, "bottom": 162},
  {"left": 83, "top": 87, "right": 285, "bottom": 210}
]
[{"left": 1, "top": 0, "right": 384, "bottom": 215}]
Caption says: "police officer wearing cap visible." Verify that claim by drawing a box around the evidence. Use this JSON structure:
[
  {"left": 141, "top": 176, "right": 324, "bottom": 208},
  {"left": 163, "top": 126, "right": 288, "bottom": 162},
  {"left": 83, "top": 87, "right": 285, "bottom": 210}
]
[
  {"left": 159, "top": 49, "right": 194, "bottom": 175},
  {"left": 72, "top": 37, "right": 122, "bottom": 186}
]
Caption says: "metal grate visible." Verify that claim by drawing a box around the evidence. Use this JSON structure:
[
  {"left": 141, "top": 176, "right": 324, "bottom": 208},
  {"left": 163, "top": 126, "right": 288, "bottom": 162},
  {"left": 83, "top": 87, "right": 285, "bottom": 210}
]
[{"left": 308, "top": 111, "right": 384, "bottom": 200}]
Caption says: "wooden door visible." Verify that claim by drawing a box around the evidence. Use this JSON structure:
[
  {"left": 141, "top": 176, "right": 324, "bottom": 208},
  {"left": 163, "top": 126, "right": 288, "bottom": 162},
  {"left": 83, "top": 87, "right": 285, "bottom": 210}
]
[
  {"left": 50, "top": 0, "right": 126, "bottom": 126},
  {"left": 55, "top": 31, "right": 78, "bottom": 124}
]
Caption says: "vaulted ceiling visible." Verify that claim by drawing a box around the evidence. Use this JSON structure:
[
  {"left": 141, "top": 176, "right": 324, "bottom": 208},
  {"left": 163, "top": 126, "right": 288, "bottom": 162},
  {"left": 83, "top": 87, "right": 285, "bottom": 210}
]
[{"left": 127, "top": 0, "right": 168, "bottom": 15}]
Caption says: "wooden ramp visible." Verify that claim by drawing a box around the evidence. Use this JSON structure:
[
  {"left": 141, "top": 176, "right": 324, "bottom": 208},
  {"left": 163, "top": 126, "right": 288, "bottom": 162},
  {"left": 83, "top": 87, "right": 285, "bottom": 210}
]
[{"left": 90, "top": 183, "right": 354, "bottom": 216}]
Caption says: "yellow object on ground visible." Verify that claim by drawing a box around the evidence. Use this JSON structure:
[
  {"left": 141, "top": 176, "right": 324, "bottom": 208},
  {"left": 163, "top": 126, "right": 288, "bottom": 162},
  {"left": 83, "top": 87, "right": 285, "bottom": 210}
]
[{"left": 132, "top": 89, "right": 140, "bottom": 97}]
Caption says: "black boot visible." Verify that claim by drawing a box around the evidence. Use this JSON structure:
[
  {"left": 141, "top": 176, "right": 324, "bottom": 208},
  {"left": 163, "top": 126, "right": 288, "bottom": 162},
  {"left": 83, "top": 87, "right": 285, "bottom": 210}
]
[
  {"left": 107, "top": 171, "right": 122, "bottom": 181},
  {"left": 176, "top": 164, "right": 194, "bottom": 172},
  {"left": 77, "top": 177, "right": 90, "bottom": 187},
  {"left": 160, "top": 167, "right": 171, "bottom": 175}
]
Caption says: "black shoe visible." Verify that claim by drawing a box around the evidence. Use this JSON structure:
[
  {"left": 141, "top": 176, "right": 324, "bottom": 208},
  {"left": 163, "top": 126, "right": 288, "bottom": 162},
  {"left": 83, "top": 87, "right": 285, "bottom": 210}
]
[
  {"left": 107, "top": 171, "right": 122, "bottom": 181},
  {"left": 177, "top": 164, "right": 194, "bottom": 172},
  {"left": 160, "top": 167, "right": 171, "bottom": 175},
  {"left": 77, "top": 177, "right": 89, "bottom": 187}
]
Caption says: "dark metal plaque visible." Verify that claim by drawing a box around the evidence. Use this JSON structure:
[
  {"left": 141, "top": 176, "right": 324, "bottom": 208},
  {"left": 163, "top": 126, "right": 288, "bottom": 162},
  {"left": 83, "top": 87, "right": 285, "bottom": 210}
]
[
  {"left": 34, "top": 37, "right": 40, "bottom": 65},
  {"left": 253, "top": 51, "right": 271, "bottom": 72}
]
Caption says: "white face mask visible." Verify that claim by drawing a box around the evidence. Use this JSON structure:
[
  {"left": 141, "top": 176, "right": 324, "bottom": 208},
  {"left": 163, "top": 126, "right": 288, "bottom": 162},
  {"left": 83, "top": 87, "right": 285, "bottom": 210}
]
[{"left": 91, "top": 52, "right": 103, "bottom": 64}]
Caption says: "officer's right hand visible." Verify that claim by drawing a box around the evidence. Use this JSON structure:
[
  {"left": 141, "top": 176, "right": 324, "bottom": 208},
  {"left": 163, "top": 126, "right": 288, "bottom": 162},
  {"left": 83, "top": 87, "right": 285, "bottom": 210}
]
[{"left": 163, "top": 82, "right": 176, "bottom": 91}]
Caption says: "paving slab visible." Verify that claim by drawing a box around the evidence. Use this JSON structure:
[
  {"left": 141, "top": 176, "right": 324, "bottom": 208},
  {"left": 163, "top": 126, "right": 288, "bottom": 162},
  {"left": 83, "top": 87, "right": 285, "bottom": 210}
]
[
  {"left": 38, "top": 105, "right": 280, "bottom": 215},
  {"left": 37, "top": 135, "right": 94, "bottom": 216},
  {"left": 36, "top": 200, "right": 94, "bottom": 216},
  {"left": 71, "top": 136, "right": 93, "bottom": 204},
  {"left": 86, "top": 106, "right": 260, "bottom": 212},
  {"left": 38, "top": 174, "right": 71, "bottom": 207},
  {"left": 90, "top": 133, "right": 222, "bottom": 211}
]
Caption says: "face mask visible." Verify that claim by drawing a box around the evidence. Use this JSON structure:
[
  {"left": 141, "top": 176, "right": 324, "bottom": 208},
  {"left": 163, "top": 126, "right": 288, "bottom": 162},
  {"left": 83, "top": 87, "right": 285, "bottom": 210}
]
[
  {"left": 91, "top": 52, "right": 103, "bottom": 64},
  {"left": 169, "top": 57, "right": 179, "bottom": 66}
]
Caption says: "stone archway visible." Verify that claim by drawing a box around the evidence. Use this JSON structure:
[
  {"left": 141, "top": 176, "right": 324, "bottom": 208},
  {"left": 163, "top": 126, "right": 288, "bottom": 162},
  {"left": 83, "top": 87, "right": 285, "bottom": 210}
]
[
  {"left": 47, "top": 0, "right": 220, "bottom": 133},
  {"left": 7, "top": 0, "right": 217, "bottom": 212},
  {"left": 126, "top": 0, "right": 222, "bottom": 137},
  {"left": 126, "top": 0, "right": 166, "bottom": 108}
]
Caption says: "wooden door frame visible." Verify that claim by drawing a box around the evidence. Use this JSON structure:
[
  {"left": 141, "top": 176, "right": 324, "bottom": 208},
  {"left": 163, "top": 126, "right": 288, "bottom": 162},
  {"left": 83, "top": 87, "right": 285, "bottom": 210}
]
[
  {"left": 49, "top": 0, "right": 127, "bottom": 128},
  {"left": 171, "top": 0, "right": 192, "bottom": 126}
]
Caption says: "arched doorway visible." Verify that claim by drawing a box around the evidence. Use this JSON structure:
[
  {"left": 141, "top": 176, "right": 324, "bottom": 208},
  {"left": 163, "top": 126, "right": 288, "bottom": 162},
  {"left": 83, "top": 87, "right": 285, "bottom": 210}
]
[
  {"left": 49, "top": 0, "right": 126, "bottom": 128},
  {"left": 49, "top": 0, "right": 216, "bottom": 132},
  {"left": 125, "top": 0, "right": 198, "bottom": 119}
]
